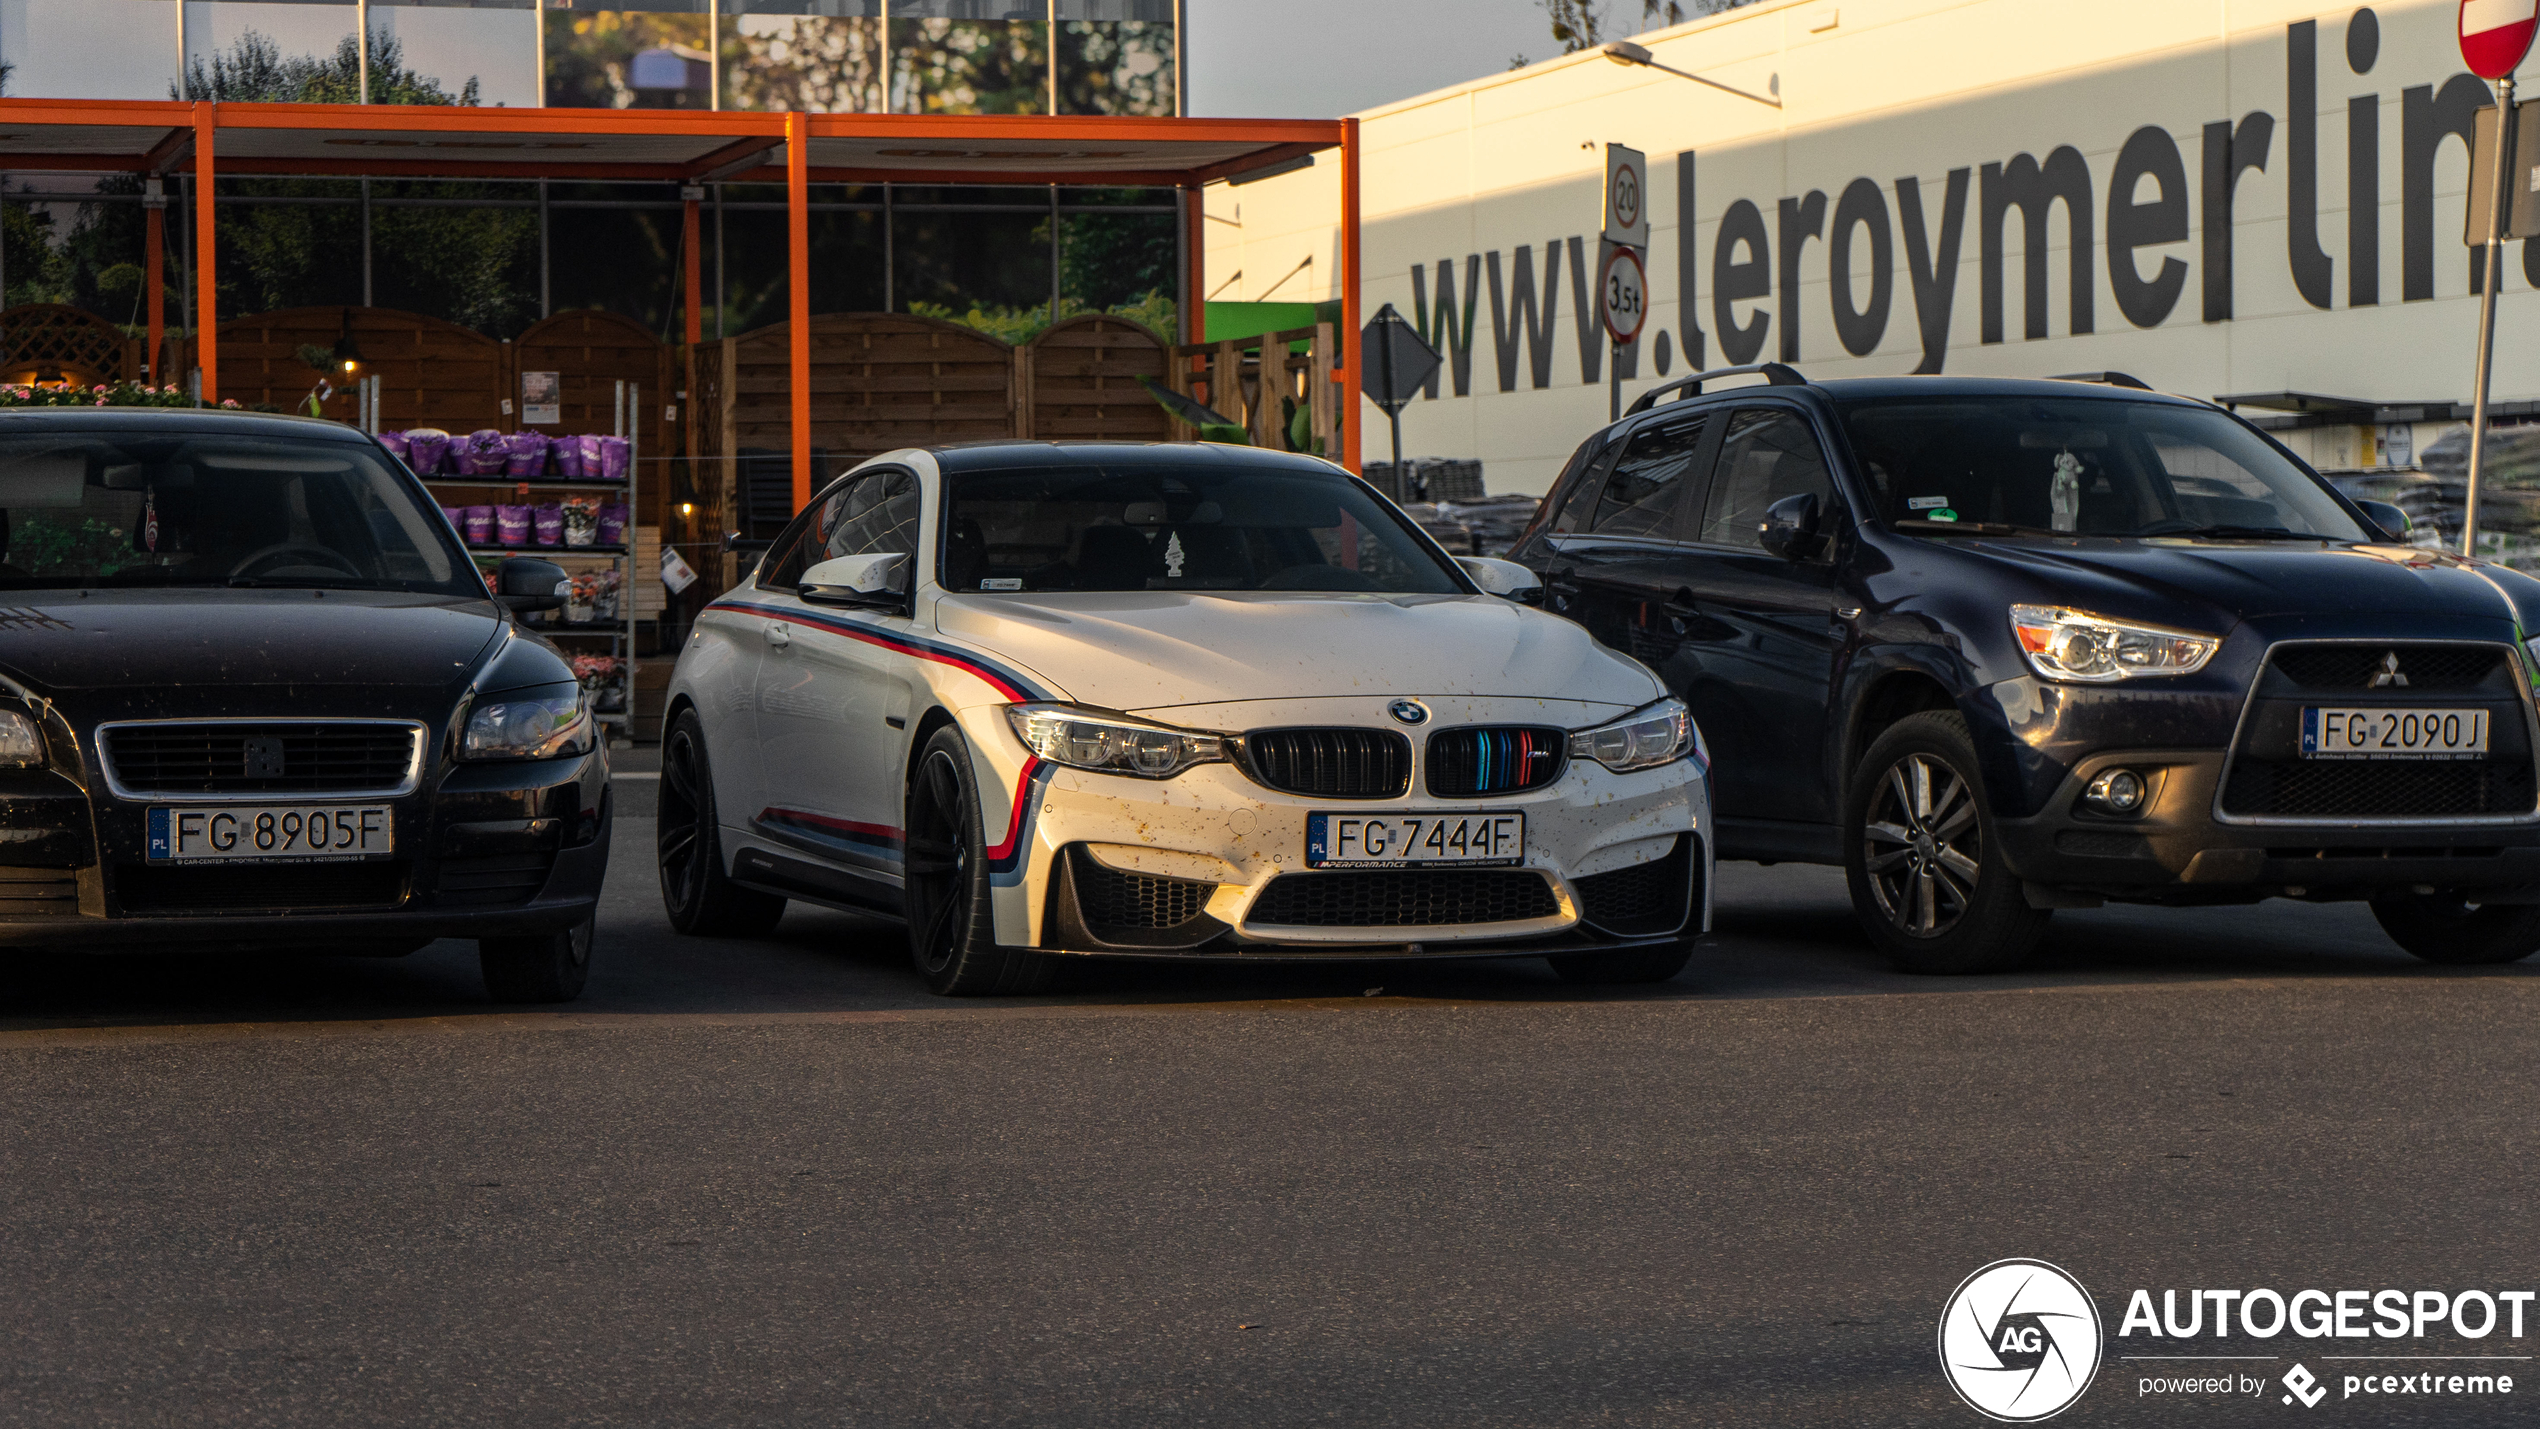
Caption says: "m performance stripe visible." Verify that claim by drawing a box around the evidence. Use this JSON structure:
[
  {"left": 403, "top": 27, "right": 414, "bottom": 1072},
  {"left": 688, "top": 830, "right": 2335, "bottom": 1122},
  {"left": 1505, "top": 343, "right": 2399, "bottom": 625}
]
[{"left": 705, "top": 598, "right": 1058, "bottom": 703}]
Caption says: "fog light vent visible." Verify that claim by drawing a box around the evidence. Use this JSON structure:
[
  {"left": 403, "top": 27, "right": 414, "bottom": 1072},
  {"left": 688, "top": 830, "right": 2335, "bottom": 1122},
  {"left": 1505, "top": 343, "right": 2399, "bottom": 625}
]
[{"left": 2083, "top": 768, "right": 2148, "bottom": 816}]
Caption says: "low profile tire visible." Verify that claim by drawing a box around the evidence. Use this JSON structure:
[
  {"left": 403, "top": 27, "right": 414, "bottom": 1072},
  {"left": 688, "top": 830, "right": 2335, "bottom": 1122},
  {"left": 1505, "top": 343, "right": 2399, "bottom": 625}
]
[
  {"left": 658, "top": 708, "right": 786, "bottom": 938},
  {"left": 1845, "top": 710, "right": 2050, "bottom": 975},
  {"left": 2369, "top": 891, "right": 2540, "bottom": 965},
  {"left": 1546, "top": 943, "right": 1693, "bottom": 985},
  {"left": 479, "top": 912, "right": 593, "bottom": 1003},
  {"left": 904, "top": 726, "right": 1052, "bottom": 997}
]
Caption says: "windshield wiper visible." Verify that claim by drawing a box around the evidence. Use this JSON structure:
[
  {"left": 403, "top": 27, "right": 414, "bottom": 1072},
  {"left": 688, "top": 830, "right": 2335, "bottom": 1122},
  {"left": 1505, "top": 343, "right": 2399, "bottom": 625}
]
[
  {"left": 2140, "top": 525, "right": 2341, "bottom": 541},
  {"left": 1893, "top": 518, "right": 2065, "bottom": 537}
]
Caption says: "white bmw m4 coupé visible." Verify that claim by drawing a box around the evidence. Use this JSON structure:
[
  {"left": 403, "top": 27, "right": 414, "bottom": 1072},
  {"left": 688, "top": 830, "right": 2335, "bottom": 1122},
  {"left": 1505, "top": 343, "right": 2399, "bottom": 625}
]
[{"left": 659, "top": 442, "right": 1710, "bottom": 994}]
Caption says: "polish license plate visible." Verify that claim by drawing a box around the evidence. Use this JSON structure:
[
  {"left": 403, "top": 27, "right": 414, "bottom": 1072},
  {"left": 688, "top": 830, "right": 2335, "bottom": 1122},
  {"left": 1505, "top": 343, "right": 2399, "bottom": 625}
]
[
  {"left": 2300, "top": 708, "right": 2491, "bottom": 760},
  {"left": 146, "top": 806, "right": 395, "bottom": 862},
  {"left": 1306, "top": 811, "right": 1525, "bottom": 868}
]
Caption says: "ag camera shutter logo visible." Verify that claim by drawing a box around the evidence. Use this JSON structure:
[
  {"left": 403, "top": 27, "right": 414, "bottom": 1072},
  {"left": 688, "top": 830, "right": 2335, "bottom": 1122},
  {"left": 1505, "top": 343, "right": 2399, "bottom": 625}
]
[{"left": 1939, "top": 1259, "right": 2104, "bottom": 1421}]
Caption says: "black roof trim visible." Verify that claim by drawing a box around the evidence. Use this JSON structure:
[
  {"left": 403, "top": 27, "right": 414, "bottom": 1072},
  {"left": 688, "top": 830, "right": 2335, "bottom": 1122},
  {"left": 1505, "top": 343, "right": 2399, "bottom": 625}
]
[{"left": 1625, "top": 362, "right": 1807, "bottom": 416}]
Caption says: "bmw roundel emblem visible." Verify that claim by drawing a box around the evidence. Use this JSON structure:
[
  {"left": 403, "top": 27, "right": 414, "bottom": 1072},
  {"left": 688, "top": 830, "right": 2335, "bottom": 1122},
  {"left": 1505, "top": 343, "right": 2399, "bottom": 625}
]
[{"left": 1388, "top": 699, "right": 1430, "bottom": 726}]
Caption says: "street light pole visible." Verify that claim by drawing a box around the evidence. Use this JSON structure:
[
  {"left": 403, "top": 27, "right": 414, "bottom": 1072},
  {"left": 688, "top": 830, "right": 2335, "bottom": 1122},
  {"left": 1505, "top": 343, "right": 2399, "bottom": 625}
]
[{"left": 2466, "top": 74, "right": 2517, "bottom": 558}]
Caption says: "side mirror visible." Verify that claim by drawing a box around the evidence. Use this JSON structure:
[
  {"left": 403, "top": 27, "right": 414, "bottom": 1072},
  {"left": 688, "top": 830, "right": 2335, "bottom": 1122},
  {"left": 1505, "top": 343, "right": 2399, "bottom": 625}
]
[
  {"left": 494, "top": 556, "right": 568, "bottom": 614},
  {"left": 2357, "top": 500, "right": 2413, "bottom": 541},
  {"left": 1456, "top": 555, "right": 1543, "bottom": 600},
  {"left": 801, "top": 552, "right": 912, "bottom": 611},
  {"left": 1757, "top": 492, "right": 1826, "bottom": 561}
]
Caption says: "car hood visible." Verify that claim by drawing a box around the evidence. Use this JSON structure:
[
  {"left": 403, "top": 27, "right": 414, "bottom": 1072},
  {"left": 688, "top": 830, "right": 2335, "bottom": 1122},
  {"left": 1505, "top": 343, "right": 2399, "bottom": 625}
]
[
  {"left": 0, "top": 589, "right": 505, "bottom": 696},
  {"left": 1956, "top": 539, "right": 2535, "bottom": 627},
  {"left": 931, "top": 590, "right": 1661, "bottom": 714}
]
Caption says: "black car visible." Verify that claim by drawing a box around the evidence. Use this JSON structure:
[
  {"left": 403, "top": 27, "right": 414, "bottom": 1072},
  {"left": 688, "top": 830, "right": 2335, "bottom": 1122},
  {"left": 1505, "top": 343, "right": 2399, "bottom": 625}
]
[
  {"left": 0, "top": 409, "right": 607, "bottom": 999},
  {"left": 1512, "top": 366, "right": 2540, "bottom": 973}
]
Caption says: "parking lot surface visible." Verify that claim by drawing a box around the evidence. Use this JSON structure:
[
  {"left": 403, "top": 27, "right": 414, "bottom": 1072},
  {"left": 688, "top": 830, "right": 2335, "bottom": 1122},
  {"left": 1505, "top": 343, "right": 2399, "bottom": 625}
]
[{"left": 2, "top": 765, "right": 2533, "bottom": 1426}]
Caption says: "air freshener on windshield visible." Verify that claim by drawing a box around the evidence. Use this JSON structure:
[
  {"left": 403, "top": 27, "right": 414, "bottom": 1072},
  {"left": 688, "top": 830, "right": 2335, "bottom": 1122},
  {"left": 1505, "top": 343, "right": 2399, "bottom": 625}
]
[
  {"left": 1164, "top": 531, "right": 1187, "bottom": 579},
  {"left": 143, "top": 490, "right": 158, "bottom": 553},
  {"left": 2050, "top": 449, "right": 2083, "bottom": 532}
]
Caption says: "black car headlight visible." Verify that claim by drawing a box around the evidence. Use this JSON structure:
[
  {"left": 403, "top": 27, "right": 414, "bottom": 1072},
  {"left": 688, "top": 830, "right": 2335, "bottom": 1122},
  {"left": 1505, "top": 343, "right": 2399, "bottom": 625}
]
[
  {"left": 461, "top": 684, "right": 594, "bottom": 762},
  {"left": 1570, "top": 696, "right": 1694, "bottom": 774},
  {"left": 1006, "top": 703, "right": 1225, "bottom": 779},
  {"left": 2011, "top": 604, "right": 2219, "bottom": 682},
  {"left": 0, "top": 709, "right": 40, "bottom": 767}
]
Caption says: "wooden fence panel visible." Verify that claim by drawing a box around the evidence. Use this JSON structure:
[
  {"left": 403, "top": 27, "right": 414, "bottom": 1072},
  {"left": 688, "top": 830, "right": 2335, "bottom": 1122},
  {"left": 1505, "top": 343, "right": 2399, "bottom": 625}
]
[
  {"left": 513, "top": 309, "right": 677, "bottom": 525},
  {"left": 1025, "top": 315, "right": 1169, "bottom": 443},
  {"left": 725, "top": 314, "right": 1015, "bottom": 470},
  {"left": 186, "top": 306, "right": 505, "bottom": 432},
  {"left": 0, "top": 305, "right": 139, "bottom": 387}
]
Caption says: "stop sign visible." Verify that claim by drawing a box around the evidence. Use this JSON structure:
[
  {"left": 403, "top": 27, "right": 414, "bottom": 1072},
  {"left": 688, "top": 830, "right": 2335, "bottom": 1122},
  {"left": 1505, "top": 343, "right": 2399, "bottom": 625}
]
[{"left": 2461, "top": 0, "right": 2538, "bottom": 81}]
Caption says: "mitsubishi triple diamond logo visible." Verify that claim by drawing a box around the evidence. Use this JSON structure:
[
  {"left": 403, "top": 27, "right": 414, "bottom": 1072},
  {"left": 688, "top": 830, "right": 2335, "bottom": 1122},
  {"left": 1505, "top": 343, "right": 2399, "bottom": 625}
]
[{"left": 2369, "top": 651, "right": 2409, "bottom": 688}]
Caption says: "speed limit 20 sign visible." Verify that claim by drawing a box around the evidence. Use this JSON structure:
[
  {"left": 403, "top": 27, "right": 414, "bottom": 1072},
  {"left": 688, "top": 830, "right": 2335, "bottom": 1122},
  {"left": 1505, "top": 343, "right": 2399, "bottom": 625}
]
[
  {"left": 2462, "top": 0, "right": 2538, "bottom": 79},
  {"left": 1600, "top": 244, "right": 1648, "bottom": 345}
]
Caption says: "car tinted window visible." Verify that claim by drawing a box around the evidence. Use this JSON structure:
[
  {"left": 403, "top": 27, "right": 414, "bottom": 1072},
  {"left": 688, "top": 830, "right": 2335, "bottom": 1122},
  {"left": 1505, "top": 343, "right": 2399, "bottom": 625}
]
[
  {"left": 0, "top": 430, "right": 467, "bottom": 592},
  {"left": 1592, "top": 417, "right": 1709, "bottom": 539},
  {"left": 1837, "top": 396, "right": 2370, "bottom": 540},
  {"left": 761, "top": 468, "right": 917, "bottom": 589},
  {"left": 1699, "top": 409, "right": 1833, "bottom": 548},
  {"left": 1546, "top": 434, "right": 1617, "bottom": 535},
  {"left": 941, "top": 460, "right": 1463, "bottom": 595}
]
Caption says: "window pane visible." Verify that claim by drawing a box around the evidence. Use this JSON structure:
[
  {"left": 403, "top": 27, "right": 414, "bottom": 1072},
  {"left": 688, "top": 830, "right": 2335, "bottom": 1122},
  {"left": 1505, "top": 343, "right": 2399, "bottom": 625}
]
[
  {"left": 1700, "top": 410, "right": 1831, "bottom": 548},
  {"left": 1592, "top": 418, "right": 1706, "bottom": 538},
  {"left": 891, "top": 15, "right": 1048, "bottom": 113}
]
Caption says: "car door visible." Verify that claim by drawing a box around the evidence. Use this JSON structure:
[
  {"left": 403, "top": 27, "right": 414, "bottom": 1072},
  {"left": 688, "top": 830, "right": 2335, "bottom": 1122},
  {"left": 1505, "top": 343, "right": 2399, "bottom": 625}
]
[
  {"left": 745, "top": 465, "right": 924, "bottom": 876},
  {"left": 1538, "top": 412, "right": 1722, "bottom": 687},
  {"left": 1676, "top": 405, "right": 1847, "bottom": 829}
]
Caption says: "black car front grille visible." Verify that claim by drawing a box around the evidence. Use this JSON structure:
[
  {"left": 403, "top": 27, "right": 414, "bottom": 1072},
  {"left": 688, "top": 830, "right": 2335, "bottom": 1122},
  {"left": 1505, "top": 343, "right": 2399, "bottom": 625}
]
[
  {"left": 1573, "top": 836, "right": 1695, "bottom": 936},
  {"left": 1426, "top": 726, "right": 1566, "bottom": 797},
  {"left": 0, "top": 866, "right": 79, "bottom": 916},
  {"left": 103, "top": 723, "right": 418, "bottom": 797},
  {"left": 2220, "top": 761, "right": 2537, "bottom": 819},
  {"left": 2267, "top": 644, "right": 2507, "bottom": 692},
  {"left": 1241, "top": 728, "right": 1412, "bottom": 799},
  {"left": 436, "top": 852, "right": 556, "bottom": 908},
  {"left": 116, "top": 861, "right": 408, "bottom": 914},
  {"left": 1247, "top": 869, "right": 1559, "bottom": 928}
]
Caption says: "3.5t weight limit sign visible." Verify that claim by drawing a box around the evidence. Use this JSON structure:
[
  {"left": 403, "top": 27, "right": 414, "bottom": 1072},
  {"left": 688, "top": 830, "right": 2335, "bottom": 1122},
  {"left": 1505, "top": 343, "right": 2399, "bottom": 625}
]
[{"left": 1600, "top": 245, "right": 1648, "bottom": 345}]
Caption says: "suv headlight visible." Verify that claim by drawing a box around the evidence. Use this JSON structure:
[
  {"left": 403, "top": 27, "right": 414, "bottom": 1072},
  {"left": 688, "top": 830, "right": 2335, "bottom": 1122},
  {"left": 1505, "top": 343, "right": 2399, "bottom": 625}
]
[
  {"left": 1570, "top": 696, "right": 1693, "bottom": 773},
  {"left": 1007, "top": 704, "right": 1225, "bottom": 779},
  {"left": 2011, "top": 605, "right": 2218, "bottom": 682},
  {"left": 0, "top": 708, "right": 40, "bottom": 767},
  {"left": 461, "top": 684, "right": 594, "bottom": 761}
]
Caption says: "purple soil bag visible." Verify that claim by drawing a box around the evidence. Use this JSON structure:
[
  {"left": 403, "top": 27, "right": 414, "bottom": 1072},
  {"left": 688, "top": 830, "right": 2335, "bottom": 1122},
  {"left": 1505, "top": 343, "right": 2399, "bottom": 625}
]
[
  {"left": 575, "top": 434, "right": 606, "bottom": 479},
  {"left": 597, "top": 436, "right": 631, "bottom": 482},
  {"left": 378, "top": 431, "right": 412, "bottom": 463},
  {"left": 460, "top": 429, "right": 509, "bottom": 477},
  {"left": 596, "top": 503, "right": 628, "bottom": 546},
  {"left": 440, "top": 506, "right": 464, "bottom": 533},
  {"left": 533, "top": 503, "right": 564, "bottom": 547},
  {"left": 503, "top": 431, "right": 550, "bottom": 477},
  {"left": 406, "top": 429, "right": 451, "bottom": 475},
  {"left": 460, "top": 506, "right": 495, "bottom": 545},
  {"left": 495, "top": 504, "right": 533, "bottom": 546},
  {"left": 552, "top": 436, "right": 585, "bottom": 479}
]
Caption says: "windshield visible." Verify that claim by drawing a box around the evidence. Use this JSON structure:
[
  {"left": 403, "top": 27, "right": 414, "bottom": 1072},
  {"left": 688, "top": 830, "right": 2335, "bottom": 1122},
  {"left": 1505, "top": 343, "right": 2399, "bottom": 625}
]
[
  {"left": 0, "top": 430, "right": 471, "bottom": 593},
  {"left": 939, "top": 460, "right": 1465, "bottom": 595},
  {"left": 1836, "top": 397, "right": 2371, "bottom": 541}
]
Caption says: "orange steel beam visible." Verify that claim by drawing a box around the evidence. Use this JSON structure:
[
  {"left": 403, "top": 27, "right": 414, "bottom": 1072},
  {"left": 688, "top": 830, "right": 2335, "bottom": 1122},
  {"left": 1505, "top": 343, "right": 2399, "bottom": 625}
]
[
  {"left": 682, "top": 196, "right": 703, "bottom": 349},
  {"left": 144, "top": 200, "right": 164, "bottom": 382},
  {"left": 142, "top": 126, "right": 193, "bottom": 174},
  {"left": 1184, "top": 141, "right": 1328, "bottom": 186},
  {"left": 786, "top": 111, "right": 812, "bottom": 514},
  {"left": 682, "top": 191, "right": 703, "bottom": 536},
  {"left": 684, "top": 135, "right": 783, "bottom": 180},
  {"left": 193, "top": 102, "right": 216, "bottom": 405},
  {"left": 1340, "top": 117, "right": 1361, "bottom": 476},
  {"left": 1182, "top": 185, "right": 1203, "bottom": 347}
]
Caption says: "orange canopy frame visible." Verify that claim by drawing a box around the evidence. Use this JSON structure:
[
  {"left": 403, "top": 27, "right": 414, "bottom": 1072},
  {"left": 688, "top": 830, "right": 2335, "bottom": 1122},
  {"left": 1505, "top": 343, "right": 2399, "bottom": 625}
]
[{"left": 0, "top": 98, "right": 1362, "bottom": 508}]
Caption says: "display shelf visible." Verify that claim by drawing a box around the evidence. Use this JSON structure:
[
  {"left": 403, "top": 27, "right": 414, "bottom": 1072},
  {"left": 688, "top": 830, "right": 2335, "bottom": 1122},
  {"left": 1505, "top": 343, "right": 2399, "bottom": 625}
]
[
  {"left": 464, "top": 543, "right": 629, "bottom": 556},
  {"left": 426, "top": 477, "right": 628, "bottom": 492}
]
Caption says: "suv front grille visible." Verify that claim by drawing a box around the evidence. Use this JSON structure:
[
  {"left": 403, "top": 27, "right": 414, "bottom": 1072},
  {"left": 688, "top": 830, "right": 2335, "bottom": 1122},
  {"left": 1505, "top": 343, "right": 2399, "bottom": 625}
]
[
  {"left": 1426, "top": 727, "right": 1565, "bottom": 797},
  {"left": 2221, "top": 762, "right": 2537, "bottom": 819},
  {"left": 102, "top": 722, "right": 421, "bottom": 798},
  {"left": 116, "top": 861, "right": 407, "bottom": 914},
  {"left": 1241, "top": 728, "right": 1411, "bottom": 799},
  {"left": 1247, "top": 869, "right": 1559, "bottom": 928},
  {"left": 2220, "top": 643, "right": 2537, "bottom": 820},
  {"left": 1573, "top": 836, "right": 1696, "bottom": 936},
  {"left": 2267, "top": 644, "right": 2507, "bottom": 692}
]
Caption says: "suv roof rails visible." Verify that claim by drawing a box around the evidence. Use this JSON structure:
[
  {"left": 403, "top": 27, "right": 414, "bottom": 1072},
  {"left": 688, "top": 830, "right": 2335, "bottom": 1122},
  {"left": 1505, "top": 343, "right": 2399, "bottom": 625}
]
[
  {"left": 2049, "top": 371, "right": 2154, "bottom": 391},
  {"left": 1624, "top": 362, "right": 1807, "bottom": 416}
]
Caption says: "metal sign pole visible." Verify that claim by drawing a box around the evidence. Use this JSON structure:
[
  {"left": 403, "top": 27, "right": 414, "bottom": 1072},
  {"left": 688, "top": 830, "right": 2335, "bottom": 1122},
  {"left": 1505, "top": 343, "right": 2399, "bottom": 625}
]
[{"left": 2466, "top": 74, "right": 2518, "bottom": 557}]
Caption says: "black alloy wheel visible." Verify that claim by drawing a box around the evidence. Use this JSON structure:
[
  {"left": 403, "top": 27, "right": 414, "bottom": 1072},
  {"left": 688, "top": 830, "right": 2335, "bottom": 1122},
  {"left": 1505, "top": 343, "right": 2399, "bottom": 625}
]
[
  {"left": 1843, "top": 711, "right": 2051, "bottom": 974},
  {"left": 904, "top": 726, "right": 1052, "bottom": 996},
  {"left": 658, "top": 708, "right": 786, "bottom": 937},
  {"left": 2368, "top": 890, "right": 2540, "bottom": 964}
]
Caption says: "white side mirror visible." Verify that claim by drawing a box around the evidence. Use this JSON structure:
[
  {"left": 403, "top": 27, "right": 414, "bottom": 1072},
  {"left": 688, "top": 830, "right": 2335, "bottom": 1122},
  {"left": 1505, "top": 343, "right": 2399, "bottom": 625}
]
[
  {"left": 1457, "top": 555, "right": 1542, "bottom": 599},
  {"left": 801, "top": 552, "right": 911, "bottom": 608}
]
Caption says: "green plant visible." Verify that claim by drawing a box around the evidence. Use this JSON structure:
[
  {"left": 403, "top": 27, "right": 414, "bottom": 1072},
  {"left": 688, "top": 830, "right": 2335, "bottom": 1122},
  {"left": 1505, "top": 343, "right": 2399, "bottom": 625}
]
[{"left": 907, "top": 290, "right": 1176, "bottom": 347}]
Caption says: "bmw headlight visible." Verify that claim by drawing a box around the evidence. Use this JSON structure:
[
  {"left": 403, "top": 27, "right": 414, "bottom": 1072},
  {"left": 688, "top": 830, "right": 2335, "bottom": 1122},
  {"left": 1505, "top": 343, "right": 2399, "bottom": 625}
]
[
  {"left": 1006, "top": 704, "right": 1225, "bottom": 780},
  {"left": 461, "top": 684, "right": 593, "bottom": 761},
  {"left": 1570, "top": 696, "right": 1693, "bottom": 774},
  {"left": 2010, "top": 605, "right": 2218, "bottom": 683},
  {"left": 0, "top": 708, "right": 40, "bottom": 767}
]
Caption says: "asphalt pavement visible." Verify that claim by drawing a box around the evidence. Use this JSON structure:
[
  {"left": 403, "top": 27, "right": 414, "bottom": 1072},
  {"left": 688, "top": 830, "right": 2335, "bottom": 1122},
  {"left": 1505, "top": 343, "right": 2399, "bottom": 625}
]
[{"left": 2, "top": 756, "right": 2535, "bottom": 1426}]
